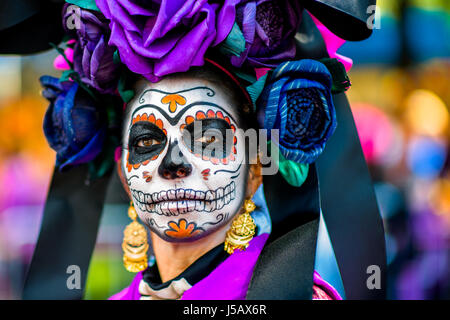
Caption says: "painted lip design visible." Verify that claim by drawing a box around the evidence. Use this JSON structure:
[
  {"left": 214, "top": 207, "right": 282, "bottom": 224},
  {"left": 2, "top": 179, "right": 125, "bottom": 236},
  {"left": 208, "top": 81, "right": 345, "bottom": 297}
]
[{"left": 131, "top": 181, "right": 236, "bottom": 216}]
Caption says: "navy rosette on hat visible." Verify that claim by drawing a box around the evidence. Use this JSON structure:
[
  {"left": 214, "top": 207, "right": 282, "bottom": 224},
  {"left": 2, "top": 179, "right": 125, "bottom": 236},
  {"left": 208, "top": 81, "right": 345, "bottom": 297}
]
[
  {"left": 41, "top": 75, "right": 107, "bottom": 170},
  {"left": 258, "top": 59, "right": 337, "bottom": 164}
]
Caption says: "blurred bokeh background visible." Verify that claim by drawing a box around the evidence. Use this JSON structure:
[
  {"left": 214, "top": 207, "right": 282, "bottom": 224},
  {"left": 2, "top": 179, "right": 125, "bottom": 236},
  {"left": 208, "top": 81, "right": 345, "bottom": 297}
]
[{"left": 0, "top": 0, "right": 449, "bottom": 299}]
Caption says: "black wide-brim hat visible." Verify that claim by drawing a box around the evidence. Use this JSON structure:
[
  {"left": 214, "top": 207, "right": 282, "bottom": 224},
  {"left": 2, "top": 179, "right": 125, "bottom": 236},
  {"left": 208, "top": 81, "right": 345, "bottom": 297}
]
[
  {"left": 2, "top": 0, "right": 386, "bottom": 300},
  {"left": 0, "top": 0, "right": 65, "bottom": 54}
]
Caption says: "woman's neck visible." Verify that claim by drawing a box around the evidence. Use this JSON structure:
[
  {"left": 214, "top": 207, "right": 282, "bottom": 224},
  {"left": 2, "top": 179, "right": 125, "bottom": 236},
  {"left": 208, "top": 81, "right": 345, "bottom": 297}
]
[{"left": 150, "top": 220, "right": 232, "bottom": 283}]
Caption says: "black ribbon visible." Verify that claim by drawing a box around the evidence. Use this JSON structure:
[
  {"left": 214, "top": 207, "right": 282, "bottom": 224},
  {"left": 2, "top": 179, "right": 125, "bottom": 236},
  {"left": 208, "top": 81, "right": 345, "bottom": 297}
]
[
  {"left": 247, "top": 166, "right": 321, "bottom": 299},
  {"left": 317, "top": 93, "right": 387, "bottom": 299},
  {"left": 22, "top": 165, "right": 112, "bottom": 299},
  {"left": 300, "top": 10, "right": 387, "bottom": 299}
]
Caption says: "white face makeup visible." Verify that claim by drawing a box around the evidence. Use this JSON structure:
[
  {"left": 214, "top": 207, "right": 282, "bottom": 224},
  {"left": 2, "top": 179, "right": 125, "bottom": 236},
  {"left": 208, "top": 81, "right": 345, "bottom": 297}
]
[{"left": 122, "top": 76, "right": 248, "bottom": 242}]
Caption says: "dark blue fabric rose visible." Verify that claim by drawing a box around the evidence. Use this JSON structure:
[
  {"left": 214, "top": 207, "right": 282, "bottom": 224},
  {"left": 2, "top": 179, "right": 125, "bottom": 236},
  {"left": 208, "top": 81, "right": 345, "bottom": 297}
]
[
  {"left": 41, "top": 75, "right": 106, "bottom": 170},
  {"left": 258, "top": 59, "right": 337, "bottom": 163},
  {"left": 62, "top": 4, "right": 119, "bottom": 94}
]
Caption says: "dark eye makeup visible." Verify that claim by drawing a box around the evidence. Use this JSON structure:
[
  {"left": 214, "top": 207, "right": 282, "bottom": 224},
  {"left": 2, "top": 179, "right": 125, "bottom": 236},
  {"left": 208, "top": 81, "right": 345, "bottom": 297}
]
[
  {"left": 128, "top": 121, "right": 167, "bottom": 164},
  {"left": 182, "top": 118, "right": 234, "bottom": 158}
]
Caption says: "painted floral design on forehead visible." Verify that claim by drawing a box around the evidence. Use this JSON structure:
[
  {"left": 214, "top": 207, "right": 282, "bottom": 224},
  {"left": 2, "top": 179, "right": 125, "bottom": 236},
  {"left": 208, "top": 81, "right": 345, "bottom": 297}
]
[{"left": 161, "top": 94, "right": 186, "bottom": 113}]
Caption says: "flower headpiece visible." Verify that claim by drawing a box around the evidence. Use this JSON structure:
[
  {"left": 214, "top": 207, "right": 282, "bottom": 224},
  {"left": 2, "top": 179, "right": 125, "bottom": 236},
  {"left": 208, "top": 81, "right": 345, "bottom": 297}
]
[{"left": 42, "top": 0, "right": 351, "bottom": 185}]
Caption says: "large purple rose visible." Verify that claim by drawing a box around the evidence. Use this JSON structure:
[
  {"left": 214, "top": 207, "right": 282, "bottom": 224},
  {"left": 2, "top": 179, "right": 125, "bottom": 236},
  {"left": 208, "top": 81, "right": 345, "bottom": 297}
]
[
  {"left": 41, "top": 76, "right": 107, "bottom": 170},
  {"left": 63, "top": 4, "right": 119, "bottom": 94},
  {"left": 95, "top": 0, "right": 241, "bottom": 82},
  {"left": 231, "top": 0, "right": 303, "bottom": 68},
  {"left": 258, "top": 59, "right": 337, "bottom": 164}
]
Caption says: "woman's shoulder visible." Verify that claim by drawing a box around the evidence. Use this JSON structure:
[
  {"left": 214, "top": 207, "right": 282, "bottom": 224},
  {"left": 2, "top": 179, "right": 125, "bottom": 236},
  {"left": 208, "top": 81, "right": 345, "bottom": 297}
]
[{"left": 312, "top": 271, "right": 343, "bottom": 300}]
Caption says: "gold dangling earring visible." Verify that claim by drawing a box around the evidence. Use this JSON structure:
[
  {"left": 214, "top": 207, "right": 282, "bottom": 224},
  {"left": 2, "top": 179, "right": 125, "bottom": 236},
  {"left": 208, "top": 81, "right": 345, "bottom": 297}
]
[
  {"left": 122, "top": 201, "right": 149, "bottom": 272},
  {"left": 224, "top": 199, "right": 257, "bottom": 254}
]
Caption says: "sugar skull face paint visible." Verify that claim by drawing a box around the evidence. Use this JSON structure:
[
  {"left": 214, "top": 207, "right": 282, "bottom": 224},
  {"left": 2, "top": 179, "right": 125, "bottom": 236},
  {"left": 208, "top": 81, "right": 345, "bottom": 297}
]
[{"left": 122, "top": 76, "right": 248, "bottom": 242}]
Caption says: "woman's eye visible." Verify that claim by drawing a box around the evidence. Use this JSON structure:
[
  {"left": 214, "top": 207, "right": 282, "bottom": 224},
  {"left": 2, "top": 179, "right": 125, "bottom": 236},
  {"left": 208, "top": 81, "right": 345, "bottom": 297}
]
[
  {"left": 137, "top": 138, "right": 159, "bottom": 147},
  {"left": 197, "top": 135, "right": 216, "bottom": 144}
]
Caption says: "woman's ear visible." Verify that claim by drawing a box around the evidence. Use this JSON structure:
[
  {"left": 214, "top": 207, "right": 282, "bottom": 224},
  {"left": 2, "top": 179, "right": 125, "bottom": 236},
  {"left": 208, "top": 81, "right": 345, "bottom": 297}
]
[
  {"left": 117, "top": 160, "right": 132, "bottom": 199},
  {"left": 246, "top": 161, "right": 263, "bottom": 200}
]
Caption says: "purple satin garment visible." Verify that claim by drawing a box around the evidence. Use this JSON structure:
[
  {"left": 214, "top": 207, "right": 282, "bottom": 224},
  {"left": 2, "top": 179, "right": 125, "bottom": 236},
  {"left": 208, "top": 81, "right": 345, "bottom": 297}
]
[{"left": 109, "top": 233, "right": 342, "bottom": 300}]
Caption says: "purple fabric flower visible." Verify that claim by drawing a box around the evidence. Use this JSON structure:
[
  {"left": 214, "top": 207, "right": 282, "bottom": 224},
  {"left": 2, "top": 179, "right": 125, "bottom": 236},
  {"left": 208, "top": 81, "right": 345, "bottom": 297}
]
[
  {"left": 41, "top": 76, "right": 106, "bottom": 170},
  {"left": 231, "top": 0, "right": 303, "bottom": 68},
  {"left": 95, "top": 0, "right": 241, "bottom": 82},
  {"left": 63, "top": 4, "right": 119, "bottom": 94}
]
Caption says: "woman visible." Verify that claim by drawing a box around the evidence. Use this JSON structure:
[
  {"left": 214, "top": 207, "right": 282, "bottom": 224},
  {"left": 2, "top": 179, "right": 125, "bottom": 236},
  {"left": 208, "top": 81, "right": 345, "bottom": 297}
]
[
  {"left": 112, "top": 64, "right": 340, "bottom": 299},
  {"left": 17, "top": 0, "right": 385, "bottom": 300}
]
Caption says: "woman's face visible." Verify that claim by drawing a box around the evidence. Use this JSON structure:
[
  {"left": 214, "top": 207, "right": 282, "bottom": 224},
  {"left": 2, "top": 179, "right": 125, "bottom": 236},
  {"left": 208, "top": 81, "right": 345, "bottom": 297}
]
[{"left": 122, "top": 76, "right": 248, "bottom": 242}]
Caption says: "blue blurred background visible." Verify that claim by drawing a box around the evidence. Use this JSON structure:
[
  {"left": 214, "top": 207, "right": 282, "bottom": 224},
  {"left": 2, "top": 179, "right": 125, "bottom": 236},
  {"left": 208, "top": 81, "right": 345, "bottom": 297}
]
[{"left": 0, "top": 0, "right": 449, "bottom": 299}]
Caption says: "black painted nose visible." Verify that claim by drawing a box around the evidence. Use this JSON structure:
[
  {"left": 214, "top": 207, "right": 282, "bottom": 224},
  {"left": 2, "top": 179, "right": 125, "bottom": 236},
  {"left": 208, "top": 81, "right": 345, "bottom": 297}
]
[{"left": 158, "top": 140, "right": 192, "bottom": 180}]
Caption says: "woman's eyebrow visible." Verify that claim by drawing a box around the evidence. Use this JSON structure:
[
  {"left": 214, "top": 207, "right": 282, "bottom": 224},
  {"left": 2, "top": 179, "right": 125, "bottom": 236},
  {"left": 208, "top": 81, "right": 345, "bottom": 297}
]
[{"left": 130, "top": 102, "right": 237, "bottom": 128}]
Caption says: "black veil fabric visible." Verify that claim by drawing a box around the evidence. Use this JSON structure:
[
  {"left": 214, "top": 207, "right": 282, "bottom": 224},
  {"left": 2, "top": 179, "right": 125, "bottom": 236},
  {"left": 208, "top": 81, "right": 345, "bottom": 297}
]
[
  {"left": 317, "top": 92, "right": 387, "bottom": 300},
  {"left": 22, "top": 165, "right": 129, "bottom": 299},
  {"left": 2, "top": 0, "right": 386, "bottom": 299}
]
